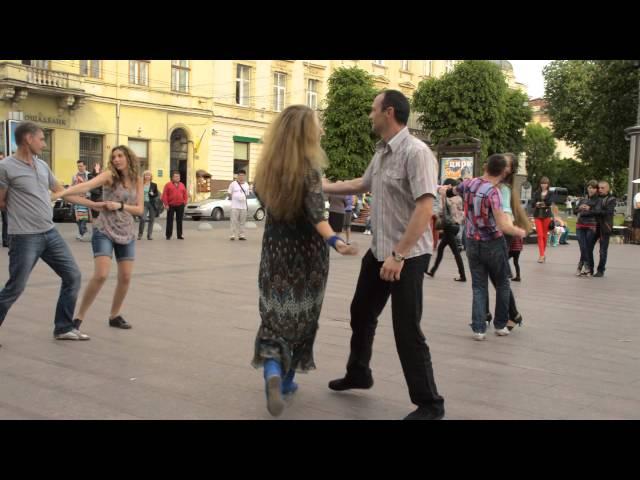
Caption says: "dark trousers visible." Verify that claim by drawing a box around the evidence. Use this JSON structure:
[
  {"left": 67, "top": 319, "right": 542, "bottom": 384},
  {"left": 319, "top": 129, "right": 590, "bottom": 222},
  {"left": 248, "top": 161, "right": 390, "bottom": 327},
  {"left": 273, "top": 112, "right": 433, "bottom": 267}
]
[
  {"left": 346, "top": 249, "right": 445, "bottom": 413},
  {"left": 509, "top": 251, "right": 521, "bottom": 278},
  {"left": 428, "top": 225, "right": 465, "bottom": 279},
  {"left": 576, "top": 228, "right": 597, "bottom": 272},
  {"left": 1, "top": 211, "right": 7, "bottom": 247},
  {"left": 485, "top": 235, "right": 519, "bottom": 319},
  {"left": 597, "top": 234, "right": 610, "bottom": 273},
  {"left": 166, "top": 205, "right": 185, "bottom": 239}
]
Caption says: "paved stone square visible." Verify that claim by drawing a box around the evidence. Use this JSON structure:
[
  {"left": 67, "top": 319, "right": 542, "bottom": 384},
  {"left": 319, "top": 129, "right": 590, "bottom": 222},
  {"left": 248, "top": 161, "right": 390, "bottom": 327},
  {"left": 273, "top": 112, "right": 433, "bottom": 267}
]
[{"left": 0, "top": 220, "right": 639, "bottom": 419}]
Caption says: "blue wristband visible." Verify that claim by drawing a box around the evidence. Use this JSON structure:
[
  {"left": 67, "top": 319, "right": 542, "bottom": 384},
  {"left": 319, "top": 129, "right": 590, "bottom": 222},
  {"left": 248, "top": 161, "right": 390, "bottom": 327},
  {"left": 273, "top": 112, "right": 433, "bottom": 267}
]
[{"left": 327, "top": 235, "right": 344, "bottom": 250}]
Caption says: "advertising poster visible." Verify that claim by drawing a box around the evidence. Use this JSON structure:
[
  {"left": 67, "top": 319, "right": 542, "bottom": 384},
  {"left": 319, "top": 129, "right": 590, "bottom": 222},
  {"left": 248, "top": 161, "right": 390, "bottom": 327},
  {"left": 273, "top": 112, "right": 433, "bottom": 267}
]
[
  {"left": 7, "top": 120, "right": 19, "bottom": 155},
  {"left": 440, "top": 156, "right": 474, "bottom": 183}
]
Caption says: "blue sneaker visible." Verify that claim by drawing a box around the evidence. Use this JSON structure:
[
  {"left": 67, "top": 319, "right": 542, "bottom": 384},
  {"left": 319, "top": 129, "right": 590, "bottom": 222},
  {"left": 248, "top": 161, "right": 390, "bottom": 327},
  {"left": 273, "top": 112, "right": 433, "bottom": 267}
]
[
  {"left": 282, "top": 369, "right": 298, "bottom": 395},
  {"left": 264, "top": 359, "right": 284, "bottom": 417}
]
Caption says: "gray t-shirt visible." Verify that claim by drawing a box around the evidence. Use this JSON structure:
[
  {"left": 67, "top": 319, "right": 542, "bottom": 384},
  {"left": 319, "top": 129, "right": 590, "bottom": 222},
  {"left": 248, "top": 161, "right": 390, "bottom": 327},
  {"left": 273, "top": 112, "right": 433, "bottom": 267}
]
[{"left": 0, "top": 155, "right": 57, "bottom": 234}]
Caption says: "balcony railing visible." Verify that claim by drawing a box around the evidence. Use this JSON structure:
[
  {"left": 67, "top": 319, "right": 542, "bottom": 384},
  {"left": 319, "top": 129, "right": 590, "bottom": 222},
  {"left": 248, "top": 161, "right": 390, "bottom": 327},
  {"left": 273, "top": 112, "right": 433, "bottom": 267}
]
[
  {"left": 26, "top": 66, "right": 69, "bottom": 88},
  {"left": 0, "top": 62, "right": 84, "bottom": 92}
]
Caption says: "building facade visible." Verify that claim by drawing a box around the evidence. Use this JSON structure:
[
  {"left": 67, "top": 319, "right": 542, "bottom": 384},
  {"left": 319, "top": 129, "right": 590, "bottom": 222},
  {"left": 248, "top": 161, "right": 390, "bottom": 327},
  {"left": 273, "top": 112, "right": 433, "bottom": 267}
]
[
  {"left": 529, "top": 97, "right": 579, "bottom": 160},
  {"left": 1, "top": 60, "right": 458, "bottom": 198}
]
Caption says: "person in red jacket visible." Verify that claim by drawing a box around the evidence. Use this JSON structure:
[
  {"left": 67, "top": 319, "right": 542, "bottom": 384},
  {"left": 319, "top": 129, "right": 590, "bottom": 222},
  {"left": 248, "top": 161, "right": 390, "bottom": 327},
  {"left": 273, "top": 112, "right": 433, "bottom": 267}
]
[{"left": 162, "top": 171, "right": 188, "bottom": 240}]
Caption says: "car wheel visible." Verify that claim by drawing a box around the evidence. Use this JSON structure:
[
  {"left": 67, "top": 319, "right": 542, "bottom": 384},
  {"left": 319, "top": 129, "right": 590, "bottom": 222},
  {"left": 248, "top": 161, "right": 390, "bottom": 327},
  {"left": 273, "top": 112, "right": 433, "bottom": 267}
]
[
  {"left": 192, "top": 216, "right": 201, "bottom": 221},
  {"left": 254, "top": 208, "right": 265, "bottom": 221},
  {"left": 212, "top": 208, "right": 223, "bottom": 221}
]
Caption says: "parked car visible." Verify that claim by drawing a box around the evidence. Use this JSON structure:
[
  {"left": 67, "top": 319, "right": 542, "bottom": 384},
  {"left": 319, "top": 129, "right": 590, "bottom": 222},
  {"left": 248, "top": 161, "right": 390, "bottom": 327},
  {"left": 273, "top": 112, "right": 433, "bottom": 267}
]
[
  {"left": 52, "top": 185, "right": 76, "bottom": 223},
  {"left": 185, "top": 190, "right": 265, "bottom": 221}
]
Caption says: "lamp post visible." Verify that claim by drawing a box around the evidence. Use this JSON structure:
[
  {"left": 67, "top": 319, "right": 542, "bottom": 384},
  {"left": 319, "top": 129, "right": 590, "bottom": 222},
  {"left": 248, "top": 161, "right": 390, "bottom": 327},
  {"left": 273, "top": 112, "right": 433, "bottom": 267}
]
[{"left": 624, "top": 60, "right": 640, "bottom": 220}]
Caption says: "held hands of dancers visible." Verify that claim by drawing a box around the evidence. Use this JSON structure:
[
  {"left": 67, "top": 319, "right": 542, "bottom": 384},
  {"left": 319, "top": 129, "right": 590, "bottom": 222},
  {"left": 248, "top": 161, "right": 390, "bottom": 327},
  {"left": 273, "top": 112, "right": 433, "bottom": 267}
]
[
  {"left": 104, "top": 201, "right": 123, "bottom": 211},
  {"left": 326, "top": 235, "right": 359, "bottom": 256}
]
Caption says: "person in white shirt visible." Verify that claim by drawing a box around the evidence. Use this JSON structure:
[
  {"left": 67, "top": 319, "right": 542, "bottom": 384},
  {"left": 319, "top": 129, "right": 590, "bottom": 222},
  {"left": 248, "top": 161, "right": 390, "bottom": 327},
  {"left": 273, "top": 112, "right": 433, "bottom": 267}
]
[{"left": 228, "top": 169, "right": 251, "bottom": 240}]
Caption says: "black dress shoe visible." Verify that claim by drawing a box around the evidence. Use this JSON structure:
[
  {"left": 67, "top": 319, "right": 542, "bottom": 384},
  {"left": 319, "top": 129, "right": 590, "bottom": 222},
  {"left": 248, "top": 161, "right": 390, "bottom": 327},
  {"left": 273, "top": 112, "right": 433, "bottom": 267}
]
[
  {"left": 328, "top": 376, "right": 374, "bottom": 391},
  {"left": 404, "top": 407, "right": 445, "bottom": 420},
  {"left": 177, "top": 236, "right": 184, "bottom": 240},
  {"left": 109, "top": 316, "right": 132, "bottom": 329},
  {"left": 593, "top": 271, "right": 604, "bottom": 277}
]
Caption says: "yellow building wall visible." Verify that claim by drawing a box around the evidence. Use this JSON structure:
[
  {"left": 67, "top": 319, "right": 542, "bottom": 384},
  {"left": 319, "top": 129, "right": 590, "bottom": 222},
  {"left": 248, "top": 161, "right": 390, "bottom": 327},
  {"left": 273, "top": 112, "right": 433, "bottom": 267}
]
[{"left": 2, "top": 59, "right": 462, "bottom": 198}]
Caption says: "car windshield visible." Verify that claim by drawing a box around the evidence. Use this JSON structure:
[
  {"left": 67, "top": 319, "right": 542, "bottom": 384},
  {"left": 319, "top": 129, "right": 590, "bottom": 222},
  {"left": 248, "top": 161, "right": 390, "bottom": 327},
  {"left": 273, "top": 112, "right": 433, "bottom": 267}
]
[{"left": 211, "top": 190, "right": 228, "bottom": 200}]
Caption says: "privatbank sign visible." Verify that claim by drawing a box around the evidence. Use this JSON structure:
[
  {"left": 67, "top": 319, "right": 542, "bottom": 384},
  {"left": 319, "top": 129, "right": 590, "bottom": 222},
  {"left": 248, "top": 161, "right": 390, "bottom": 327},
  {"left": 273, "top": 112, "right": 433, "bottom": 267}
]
[{"left": 24, "top": 113, "right": 67, "bottom": 126}]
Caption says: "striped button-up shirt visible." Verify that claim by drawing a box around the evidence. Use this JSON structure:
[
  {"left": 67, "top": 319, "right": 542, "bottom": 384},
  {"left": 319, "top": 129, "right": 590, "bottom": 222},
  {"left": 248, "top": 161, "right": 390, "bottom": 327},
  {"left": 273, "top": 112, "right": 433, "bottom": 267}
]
[{"left": 362, "top": 127, "right": 438, "bottom": 261}]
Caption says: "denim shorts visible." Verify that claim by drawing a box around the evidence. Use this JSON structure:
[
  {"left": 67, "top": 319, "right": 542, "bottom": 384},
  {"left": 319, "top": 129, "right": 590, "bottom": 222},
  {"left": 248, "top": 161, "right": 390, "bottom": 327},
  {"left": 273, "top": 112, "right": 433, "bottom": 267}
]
[{"left": 92, "top": 229, "right": 135, "bottom": 262}]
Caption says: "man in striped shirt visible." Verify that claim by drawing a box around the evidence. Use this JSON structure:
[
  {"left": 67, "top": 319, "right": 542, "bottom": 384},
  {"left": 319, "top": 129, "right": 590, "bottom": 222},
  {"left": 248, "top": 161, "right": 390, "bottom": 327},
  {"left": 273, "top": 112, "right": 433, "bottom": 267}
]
[{"left": 322, "top": 90, "right": 445, "bottom": 420}]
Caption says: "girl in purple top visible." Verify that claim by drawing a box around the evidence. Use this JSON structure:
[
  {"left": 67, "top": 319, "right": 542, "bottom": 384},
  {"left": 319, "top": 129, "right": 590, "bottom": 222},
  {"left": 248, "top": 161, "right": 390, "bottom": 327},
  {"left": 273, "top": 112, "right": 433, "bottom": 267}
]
[{"left": 56, "top": 146, "right": 144, "bottom": 332}]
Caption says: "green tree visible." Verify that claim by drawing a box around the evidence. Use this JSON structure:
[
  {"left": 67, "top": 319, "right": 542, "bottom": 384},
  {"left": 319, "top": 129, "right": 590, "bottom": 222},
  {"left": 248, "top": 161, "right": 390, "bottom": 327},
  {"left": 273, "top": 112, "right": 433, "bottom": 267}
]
[
  {"left": 544, "top": 60, "right": 639, "bottom": 194},
  {"left": 552, "top": 157, "right": 596, "bottom": 196},
  {"left": 493, "top": 88, "right": 532, "bottom": 154},
  {"left": 412, "top": 60, "right": 532, "bottom": 160},
  {"left": 523, "top": 123, "right": 556, "bottom": 186},
  {"left": 320, "top": 67, "right": 378, "bottom": 179}
]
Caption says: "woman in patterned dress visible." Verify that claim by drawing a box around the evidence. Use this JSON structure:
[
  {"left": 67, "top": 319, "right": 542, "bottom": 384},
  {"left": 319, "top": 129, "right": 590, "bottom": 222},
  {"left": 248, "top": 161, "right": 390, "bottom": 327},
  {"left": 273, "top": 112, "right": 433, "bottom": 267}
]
[
  {"left": 252, "top": 105, "right": 358, "bottom": 417},
  {"left": 56, "top": 146, "right": 143, "bottom": 333}
]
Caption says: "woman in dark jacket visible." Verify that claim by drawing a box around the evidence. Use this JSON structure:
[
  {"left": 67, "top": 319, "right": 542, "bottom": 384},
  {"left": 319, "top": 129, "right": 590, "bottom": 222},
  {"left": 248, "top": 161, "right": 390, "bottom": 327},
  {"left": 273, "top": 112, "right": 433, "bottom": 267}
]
[
  {"left": 574, "top": 180, "right": 600, "bottom": 277},
  {"left": 532, "top": 176, "right": 554, "bottom": 263},
  {"left": 138, "top": 170, "right": 159, "bottom": 240}
]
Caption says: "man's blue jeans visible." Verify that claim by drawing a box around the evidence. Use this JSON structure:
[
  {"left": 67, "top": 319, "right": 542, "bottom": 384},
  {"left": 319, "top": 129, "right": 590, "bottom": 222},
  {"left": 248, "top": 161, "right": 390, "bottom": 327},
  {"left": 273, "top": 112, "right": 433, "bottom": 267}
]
[
  {"left": 0, "top": 228, "right": 81, "bottom": 335},
  {"left": 466, "top": 237, "right": 511, "bottom": 333}
]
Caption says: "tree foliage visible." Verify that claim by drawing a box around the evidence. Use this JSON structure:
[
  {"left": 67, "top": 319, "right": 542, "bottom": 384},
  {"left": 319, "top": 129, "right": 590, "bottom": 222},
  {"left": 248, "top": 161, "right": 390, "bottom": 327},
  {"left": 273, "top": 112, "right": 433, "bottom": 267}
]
[
  {"left": 544, "top": 60, "right": 640, "bottom": 193},
  {"left": 320, "top": 67, "right": 378, "bottom": 179},
  {"left": 412, "top": 60, "right": 532, "bottom": 159}
]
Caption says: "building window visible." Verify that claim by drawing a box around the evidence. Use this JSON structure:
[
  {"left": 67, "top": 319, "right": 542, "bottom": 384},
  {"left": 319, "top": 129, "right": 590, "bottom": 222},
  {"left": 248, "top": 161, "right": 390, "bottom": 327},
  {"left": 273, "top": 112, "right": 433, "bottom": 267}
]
[
  {"left": 80, "top": 60, "right": 101, "bottom": 78},
  {"left": 445, "top": 60, "right": 455, "bottom": 73},
  {"left": 233, "top": 141, "right": 249, "bottom": 177},
  {"left": 41, "top": 129, "right": 53, "bottom": 169},
  {"left": 273, "top": 72, "right": 286, "bottom": 112},
  {"left": 236, "top": 64, "right": 251, "bottom": 106},
  {"left": 424, "top": 60, "right": 432, "bottom": 76},
  {"left": 79, "top": 133, "right": 104, "bottom": 172},
  {"left": 171, "top": 60, "right": 190, "bottom": 93},
  {"left": 401, "top": 60, "right": 409, "bottom": 71},
  {"left": 306, "top": 79, "right": 319, "bottom": 110},
  {"left": 129, "top": 60, "right": 149, "bottom": 86},
  {"left": 374, "top": 60, "right": 384, "bottom": 66},
  {"left": 22, "top": 60, "right": 50, "bottom": 69},
  {"left": 129, "top": 139, "right": 149, "bottom": 172}
]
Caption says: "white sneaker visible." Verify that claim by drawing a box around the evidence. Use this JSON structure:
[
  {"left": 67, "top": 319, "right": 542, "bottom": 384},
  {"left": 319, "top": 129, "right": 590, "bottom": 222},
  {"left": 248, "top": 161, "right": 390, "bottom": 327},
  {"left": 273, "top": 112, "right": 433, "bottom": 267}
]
[
  {"left": 72, "top": 328, "right": 90, "bottom": 340},
  {"left": 495, "top": 327, "right": 510, "bottom": 336},
  {"left": 81, "top": 233, "right": 92, "bottom": 242},
  {"left": 75, "top": 233, "right": 83, "bottom": 240},
  {"left": 229, "top": 236, "right": 235, "bottom": 241},
  {"left": 472, "top": 332, "right": 487, "bottom": 341},
  {"left": 55, "top": 330, "right": 81, "bottom": 340}
]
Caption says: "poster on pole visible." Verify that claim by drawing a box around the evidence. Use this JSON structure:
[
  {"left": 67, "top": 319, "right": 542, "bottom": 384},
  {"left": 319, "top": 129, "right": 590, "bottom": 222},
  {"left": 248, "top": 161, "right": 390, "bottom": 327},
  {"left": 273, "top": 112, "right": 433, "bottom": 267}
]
[
  {"left": 7, "top": 120, "right": 20, "bottom": 156},
  {"left": 439, "top": 156, "right": 474, "bottom": 183}
]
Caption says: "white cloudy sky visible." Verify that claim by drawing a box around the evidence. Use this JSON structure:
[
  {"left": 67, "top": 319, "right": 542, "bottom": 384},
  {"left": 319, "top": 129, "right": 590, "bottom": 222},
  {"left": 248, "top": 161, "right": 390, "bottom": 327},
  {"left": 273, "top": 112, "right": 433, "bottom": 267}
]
[{"left": 509, "top": 60, "right": 552, "bottom": 99}]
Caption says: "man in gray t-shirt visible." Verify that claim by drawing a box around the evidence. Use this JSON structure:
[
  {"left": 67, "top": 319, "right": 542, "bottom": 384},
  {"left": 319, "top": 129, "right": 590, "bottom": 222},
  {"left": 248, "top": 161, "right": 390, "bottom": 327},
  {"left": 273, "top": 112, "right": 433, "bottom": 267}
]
[{"left": 0, "top": 121, "right": 91, "bottom": 344}]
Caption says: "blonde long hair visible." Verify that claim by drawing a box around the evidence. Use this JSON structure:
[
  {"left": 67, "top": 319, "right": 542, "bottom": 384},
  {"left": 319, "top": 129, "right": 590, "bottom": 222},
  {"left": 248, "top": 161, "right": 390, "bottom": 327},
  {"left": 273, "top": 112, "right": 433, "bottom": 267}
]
[
  {"left": 108, "top": 145, "right": 140, "bottom": 187},
  {"left": 254, "top": 105, "right": 327, "bottom": 222}
]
